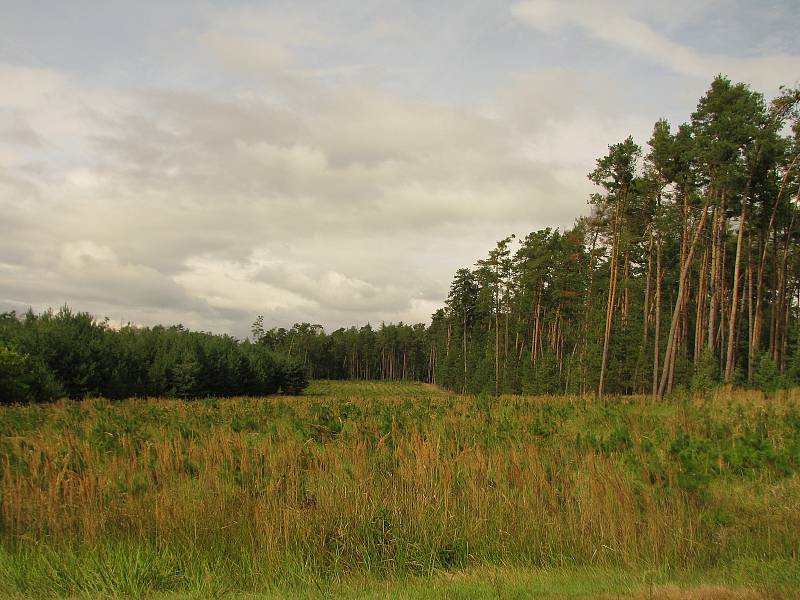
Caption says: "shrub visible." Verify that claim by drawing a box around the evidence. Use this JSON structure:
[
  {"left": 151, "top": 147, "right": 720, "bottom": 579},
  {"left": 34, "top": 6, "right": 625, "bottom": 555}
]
[
  {"left": 280, "top": 359, "right": 309, "bottom": 395},
  {"left": 0, "top": 345, "right": 31, "bottom": 403},
  {"left": 0, "top": 308, "right": 303, "bottom": 402},
  {"left": 753, "top": 353, "right": 785, "bottom": 393},
  {"left": 0, "top": 344, "right": 62, "bottom": 403},
  {"left": 691, "top": 349, "right": 719, "bottom": 393}
]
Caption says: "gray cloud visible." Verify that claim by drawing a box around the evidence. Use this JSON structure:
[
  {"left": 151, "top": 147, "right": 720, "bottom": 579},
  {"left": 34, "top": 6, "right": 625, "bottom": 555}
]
[
  {"left": 511, "top": 0, "right": 800, "bottom": 90},
  {"left": 0, "top": 1, "right": 797, "bottom": 337}
]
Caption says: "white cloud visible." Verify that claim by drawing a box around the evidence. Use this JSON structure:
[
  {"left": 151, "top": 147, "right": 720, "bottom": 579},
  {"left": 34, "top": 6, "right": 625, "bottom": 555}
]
[
  {"left": 60, "top": 241, "right": 118, "bottom": 267},
  {"left": 1, "top": 1, "right": 796, "bottom": 336},
  {"left": 511, "top": 0, "right": 800, "bottom": 90},
  {"left": 203, "top": 32, "right": 291, "bottom": 72},
  {"left": 0, "top": 55, "right": 658, "bottom": 335},
  {"left": 236, "top": 140, "right": 329, "bottom": 172},
  {"left": 174, "top": 256, "right": 314, "bottom": 314}
]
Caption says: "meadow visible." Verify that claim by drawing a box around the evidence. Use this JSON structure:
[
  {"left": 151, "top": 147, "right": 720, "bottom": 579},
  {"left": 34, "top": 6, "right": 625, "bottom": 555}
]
[{"left": 1, "top": 380, "right": 799, "bottom": 598}]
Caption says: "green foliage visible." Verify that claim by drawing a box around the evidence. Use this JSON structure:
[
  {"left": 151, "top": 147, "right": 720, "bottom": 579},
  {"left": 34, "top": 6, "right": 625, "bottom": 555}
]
[
  {"left": 0, "top": 344, "right": 62, "bottom": 404},
  {"left": 753, "top": 353, "right": 785, "bottom": 393},
  {"left": 2, "top": 381, "right": 800, "bottom": 596},
  {"left": 691, "top": 349, "right": 719, "bottom": 393},
  {"left": 669, "top": 433, "right": 714, "bottom": 494},
  {"left": 5, "top": 75, "right": 800, "bottom": 401},
  {"left": 0, "top": 308, "right": 309, "bottom": 402},
  {"left": 279, "top": 358, "right": 310, "bottom": 396},
  {"left": 0, "top": 345, "right": 32, "bottom": 403}
]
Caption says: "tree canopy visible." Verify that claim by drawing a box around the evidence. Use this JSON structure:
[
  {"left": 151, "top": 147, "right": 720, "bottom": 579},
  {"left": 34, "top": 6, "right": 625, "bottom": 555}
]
[{"left": 3, "top": 76, "right": 799, "bottom": 402}]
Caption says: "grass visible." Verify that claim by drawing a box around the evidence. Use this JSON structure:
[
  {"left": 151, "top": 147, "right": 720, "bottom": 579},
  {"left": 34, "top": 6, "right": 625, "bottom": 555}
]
[{"left": 1, "top": 380, "right": 799, "bottom": 598}]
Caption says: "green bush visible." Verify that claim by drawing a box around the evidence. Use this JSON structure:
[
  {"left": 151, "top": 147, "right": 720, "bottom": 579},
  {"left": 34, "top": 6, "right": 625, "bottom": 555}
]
[
  {"left": 753, "top": 353, "right": 785, "bottom": 393},
  {"left": 0, "top": 345, "right": 31, "bottom": 403},
  {"left": 0, "top": 344, "right": 62, "bottom": 404},
  {"left": 280, "top": 359, "right": 309, "bottom": 396},
  {"left": 691, "top": 349, "right": 719, "bottom": 393},
  {"left": 0, "top": 308, "right": 308, "bottom": 402}
]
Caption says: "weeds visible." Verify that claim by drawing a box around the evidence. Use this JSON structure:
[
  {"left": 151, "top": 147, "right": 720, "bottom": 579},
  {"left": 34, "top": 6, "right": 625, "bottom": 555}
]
[{"left": 1, "top": 381, "right": 799, "bottom": 597}]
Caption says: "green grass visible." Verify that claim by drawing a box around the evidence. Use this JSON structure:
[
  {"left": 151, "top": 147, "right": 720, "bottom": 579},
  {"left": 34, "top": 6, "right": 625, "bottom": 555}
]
[
  {"left": 3, "top": 558, "right": 797, "bottom": 599},
  {"left": 1, "top": 381, "right": 799, "bottom": 598},
  {"left": 3, "top": 553, "right": 798, "bottom": 599}
]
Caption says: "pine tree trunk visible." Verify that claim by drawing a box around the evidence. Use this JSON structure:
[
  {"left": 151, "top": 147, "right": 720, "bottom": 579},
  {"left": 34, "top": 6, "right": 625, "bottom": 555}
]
[
  {"left": 725, "top": 188, "right": 749, "bottom": 381},
  {"left": 752, "top": 157, "right": 798, "bottom": 368},
  {"left": 746, "top": 235, "right": 754, "bottom": 381},
  {"left": 462, "top": 314, "right": 468, "bottom": 393},
  {"left": 643, "top": 226, "right": 653, "bottom": 349},
  {"left": 652, "top": 234, "right": 662, "bottom": 400},
  {"left": 695, "top": 249, "right": 709, "bottom": 364},
  {"left": 658, "top": 197, "right": 711, "bottom": 400},
  {"left": 495, "top": 282, "right": 500, "bottom": 396},
  {"left": 579, "top": 227, "right": 599, "bottom": 395},
  {"left": 599, "top": 197, "right": 623, "bottom": 399}
]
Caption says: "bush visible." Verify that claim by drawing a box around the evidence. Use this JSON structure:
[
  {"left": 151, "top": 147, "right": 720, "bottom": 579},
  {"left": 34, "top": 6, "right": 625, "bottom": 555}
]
[
  {"left": 0, "top": 345, "right": 31, "bottom": 403},
  {"left": 280, "top": 359, "right": 309, "bottom": 396},
  {"left": 0, "top": 308, "right": 309, "bottom": 402},
  {"left": 0, "top": 344, "right": 62, "bottom": 404},
  {"left": 691, "top": 349, "right": 719, "bottom": 393},
  {"left": 753, "top": 353, "right": 785, "bottom": 394}
]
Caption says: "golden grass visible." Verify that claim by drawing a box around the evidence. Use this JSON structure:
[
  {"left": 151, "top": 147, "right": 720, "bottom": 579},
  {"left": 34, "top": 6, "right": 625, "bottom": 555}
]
[
  {"left": 614, "top": 586, "right": 768, "bottom": 599},
  {"left": 1, "top": 381, "right": 799, "bottom": 596}
]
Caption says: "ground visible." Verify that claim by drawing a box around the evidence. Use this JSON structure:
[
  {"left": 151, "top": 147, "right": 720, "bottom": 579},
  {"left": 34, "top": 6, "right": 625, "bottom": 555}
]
[{"left": 1, "top": 380, "right": 798, "bottom": 598}]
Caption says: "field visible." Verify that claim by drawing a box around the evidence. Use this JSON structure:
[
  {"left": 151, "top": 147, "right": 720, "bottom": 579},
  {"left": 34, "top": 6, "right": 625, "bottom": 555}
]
[{"left": 1, "top": 381, "right": 799, "bottom": 598}]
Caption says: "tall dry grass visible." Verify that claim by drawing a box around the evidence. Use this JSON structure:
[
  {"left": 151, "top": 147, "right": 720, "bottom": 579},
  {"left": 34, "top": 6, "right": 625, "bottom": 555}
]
[{"left": 1, "top": 381, "right": 799, "bottom": 595}]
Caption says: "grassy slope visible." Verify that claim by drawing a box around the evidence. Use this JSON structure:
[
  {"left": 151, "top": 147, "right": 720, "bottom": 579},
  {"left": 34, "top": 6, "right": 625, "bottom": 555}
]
[{"left": 1, "top": 381, "right": 799, "bottom": 598}]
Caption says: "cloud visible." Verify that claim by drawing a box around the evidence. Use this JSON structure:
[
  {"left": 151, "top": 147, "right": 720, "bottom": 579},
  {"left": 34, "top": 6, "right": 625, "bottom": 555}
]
[
  {"left": 204, "top": 32, "right": 291, "bottom": 73},
  {"left": 0, "top": 64, "right": 127, "bottom": 166},
  {"left": 0, "top": 238, "right": 217, "bottom": 328},
  {"left": 511, "top": 0, "right": 800, "bottom": 90},
  {"left": 254, "top": 261, "right": 411, "bottom": 313},
  {"left": 2, "top": 1, "right": 796, "bottom": 336},
  {"left": 0, "top": 60, "right": 586, "bottom": 335}
]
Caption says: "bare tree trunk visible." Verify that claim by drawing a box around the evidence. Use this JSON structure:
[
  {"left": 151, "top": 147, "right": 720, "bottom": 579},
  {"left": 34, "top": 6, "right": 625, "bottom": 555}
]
[
  {"left": 709, "top": 192, "right": 728, "bottom": 360},
  {"left": 668, "top": 327, "right": 678, "bottom": 395},
  {"left": 781, "top": 287, "right": 791, "bottom": 371},
  {"left": 623, "top": 251, "right": 630, "bottom": 323},
  {"left": 504, "top": 288, "right": 510, "bottom": 371},
  {"left": 599, "top": 198, "right": 623, "bottom": 398},
  {"left": 643, "top": 226, "right": 654, "bottom": 349},
  {"left": 579, "top": 227, "right": 599, "bottom": 395},
  {"left": 658, "top": 198, "right": 711, "bottom": 400},
  {"left": 776, "top": 213, "right": 796, "bottom": 366},
  {"left": 598, "top": 243, "right": 619, "bottom": 398},
  {"left": 718, "top": 224, "right": 728, "bottom": 375},
  {"left": 695, "top": 249, "right": 709, "bottom": 365},
  {"left": 679, "top": 190, "right": 691, "bottom": 359},
  {"left": 462, "top": 314, "right": 467, "bottom": 393},
  {"left": 708, "top": 204, "right": 720, "bottom": 353},
  {"left": 652, "top": 233, "right": 662, "bottom": 400},
  {"left": 495, "top": 283, "right": 500, "bottom": 396},
  {"left": 753, "top": 156, "right": 798, "bottom": 365},
  {"left": 747, "top": 234, "right": 754, "bottom": 382},
  {"left": 725, "top": 187, "right": 749, "bottom": 381}
]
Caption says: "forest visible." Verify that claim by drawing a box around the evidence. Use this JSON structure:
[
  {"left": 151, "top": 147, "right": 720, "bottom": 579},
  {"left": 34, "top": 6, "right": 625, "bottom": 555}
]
[
  {"left": 255, "top": 76, "right": 800, "bottom": 399},
  {"left": 2, "top": 76, "right": 800, "bottom": 402},
  {"left": 0, "top": 307, "right": 308, "bottom": 403}
]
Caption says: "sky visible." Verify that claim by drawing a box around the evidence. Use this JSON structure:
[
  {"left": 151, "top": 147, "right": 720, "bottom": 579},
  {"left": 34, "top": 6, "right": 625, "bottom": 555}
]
[{"left": 1, "top": 0, "right": 798, "bottom": 338}]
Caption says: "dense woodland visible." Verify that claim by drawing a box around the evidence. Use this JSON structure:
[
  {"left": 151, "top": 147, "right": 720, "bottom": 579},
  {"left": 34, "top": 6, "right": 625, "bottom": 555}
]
[
  {"left": 255, "top": 77, "right": 800, "bottom": 398},
  {"left": 2, "top": 76, "right": 800, "bottom": 402},
  {"left": 0, "top": 308, "right": 308, "bottom": 403}
]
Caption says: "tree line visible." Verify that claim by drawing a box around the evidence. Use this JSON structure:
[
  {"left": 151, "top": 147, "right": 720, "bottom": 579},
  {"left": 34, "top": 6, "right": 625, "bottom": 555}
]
[
  {"left": 3, "top": 76, "right": 799, "bottom": 402},
  {"left": 0, "top": 307, "right": 308, "bottom": 403},
  {"left": 255, "top": 76, "right": 800, "bottom": 398}
]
